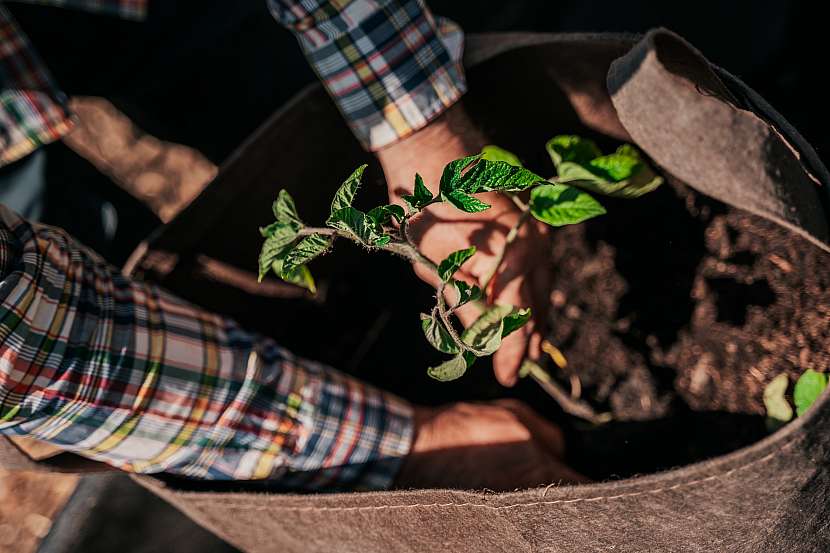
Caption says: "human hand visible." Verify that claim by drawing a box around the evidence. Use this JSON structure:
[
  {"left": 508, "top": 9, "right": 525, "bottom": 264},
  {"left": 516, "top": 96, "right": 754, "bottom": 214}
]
[
  {"left": 376, "top": 103, "right": 552, "bottom": 386},
  {"left": 394, "top": 400, "right": 586, "bottom": 490}
]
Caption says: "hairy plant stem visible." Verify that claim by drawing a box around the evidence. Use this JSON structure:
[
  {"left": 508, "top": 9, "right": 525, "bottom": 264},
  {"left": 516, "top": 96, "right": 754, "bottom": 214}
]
[
  {"left": 297, "top": 226, "right": 434, "bottom": 268},
  {"left": 435, "top": 281, "right": 468, "bottom": 352},
  {"left": 522, "top": 361, "right": 610, "bottom": 425}
]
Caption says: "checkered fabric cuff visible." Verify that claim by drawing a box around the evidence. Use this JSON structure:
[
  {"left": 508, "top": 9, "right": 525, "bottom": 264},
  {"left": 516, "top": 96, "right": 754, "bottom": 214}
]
[
  {"left": 269, "top": 0, "right": 466, "bottom": 150},
  {"left": 278, "top": 353, "right": 415, "bottom": 491},
  {"left": 0, "top": 5, "right": 75, "bottom": 167}
]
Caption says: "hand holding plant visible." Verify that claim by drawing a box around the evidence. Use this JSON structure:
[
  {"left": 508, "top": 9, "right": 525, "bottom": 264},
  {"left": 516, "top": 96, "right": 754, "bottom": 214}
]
[{"left": 257, "top": 123, "right": 662, "bottom": 411}]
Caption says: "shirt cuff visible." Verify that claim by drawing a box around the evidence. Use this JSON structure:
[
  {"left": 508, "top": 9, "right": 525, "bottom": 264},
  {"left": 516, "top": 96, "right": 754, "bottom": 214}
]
[
  {"left": 283, "top": 352, "right": 415, "bottom": 491},
  {"left": 270, "top": 0, "right": 467, "bottom": 151},
  {"left": 0, "top": 6, "right": 75, "bottom": 167}
]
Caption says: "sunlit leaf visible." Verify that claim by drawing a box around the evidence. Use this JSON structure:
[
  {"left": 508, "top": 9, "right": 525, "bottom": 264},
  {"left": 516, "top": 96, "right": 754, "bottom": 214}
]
[
  {"left": 794, "top": 369, "right": 828, "bottom": 417},
  {"left": 458, "top": 160, "right": 544, "bottom": 193},
  {"left": 257, "top": 224, "right": 299, "bottom": 281},
  {"left": 439, "top": 154, "right": 482, "bottom": 195},
  {"left": 461, "top": 304, "right": 514, "bottom": 356},
  {"left": 453, "top": 280, "right": 482, "bottom": 308},
  {"left": 327, "top": 206, "right": 382, "bottom": 245},
  {"left": 481, "top": 145, "right": 522, "bottom": 167},
  {"left": 438, "top": 246, "right": 477, "bottom": 282},
  {"left": 427, "top": 355, "right": 469, "bottom": 382},
  {"left": 550, "top": 140, "right": 663, "bottom": 198},
  {"left": 272, "top": 190, "right": 303, "bottom": 227},
  {"left": 329, "top": 164, "right": 367, "bottom": 218},
  {"left": 368, "top": 204, "right": 405, "bottom": 228},
  {"left": 546, "top": 135, "right": 602, "bottom": 169},
  {"left": 530, "top": 184, "right": 605, "bottom": 227},
  {"left": 282, "top": 233, "right": 332, "bottom": 277},
  {"left": 420, "top": 313, "right": 461, "bottom": 354},
  {"left": 502, "top": 308, "right": 532, "bottom": 337},
  {"left": 402, "top": 173, "right": 434, "bottom": 211},
  {"left": 443, "top": 189, "right": 491, "bottom": 213}
]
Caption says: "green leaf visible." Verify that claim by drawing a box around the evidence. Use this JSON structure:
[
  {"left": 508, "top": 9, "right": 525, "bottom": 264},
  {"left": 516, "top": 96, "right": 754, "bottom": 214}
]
[
  {"left": 589, "top": 152, "right": 642, "bottom": 182},
  {"left": 257, "top": 224, "right": 299, "bottom": 281},
  {"left": 259, "top": 221, "right": 282, "bottom": 238},
  {"left": 420, "top": 313, "right": 461, "bottom": 354},
  {"left": 481, "top": 145, "right": 522, "bottom": 167},
  {"left": 282, "top": 233, "right": 332, "bottom": 277},
  {"left": 438, "top": 246, "right": 477, "bottom": 282},
  {"left": 546, "top": 135, "right": 602, "bottom": 169},
  {"left": 264, "top": 250, "right": 317, "bottom": 294},
  {"left": 402, "top": 173, "right": 434, "bottom": 211},
  {"left": 763, "top": 373, "right": 793, "bottom": 431},
  {"left": 502, "top": 308, "right": 532, "bottom": 338},
  {"left": 272, "top": 190, "right": 303, "bottom": 227},
  {"left": 443, "top": 189, "right": 491, "bottom": 213},
  {"left": 367, "top": 204, "right": 405, "bottom": 228},
  {"left": 568, "top": 167, "right": 663, "bottom": 199},
  {"left": 439, "top": 155, "right": 542, "bottom": 211},
  {"left": 327, "top": 206, "right": 381, "bottom": 245},
  {"left": 281, "top": 264, "right": 317, "bottom": 294},
  {"left": 462, "top": 304, "right": 514, "bottom": 356},
  {"left": 440, "top": 154, "right": 482, "bottom": 195},
  {"left": 453, "top": 280, "right": 481, "bottom": 308},
  {"left": 427, "top": 355, "right": 469, "bottom": 382},
  {"left": 457, "top": 159, "right": 544, "bottom": 193},
  {"left": 794, "top": 369, "right": 828, "bottom": 417},
  {"left": 530, "top": 184, "right": 606, "bottom": 227},
  {"left": 329, "top": 164, "right": 367, "bottom": 218},
  {"left": 554, "top": 143, "right": 663, "bottom": 199}
]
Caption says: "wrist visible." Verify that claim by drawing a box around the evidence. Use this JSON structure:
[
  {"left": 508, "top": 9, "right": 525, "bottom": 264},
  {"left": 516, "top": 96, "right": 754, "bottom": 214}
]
[{"left": 377, "top": 103, "right": 486, "bottom": 196}]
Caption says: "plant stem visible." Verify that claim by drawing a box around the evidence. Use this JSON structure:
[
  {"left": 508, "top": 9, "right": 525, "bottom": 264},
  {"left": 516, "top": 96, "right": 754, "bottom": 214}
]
[
  {"left": 298, "top": 226, "right": 436, "bottom": 269},
  {"left": 435, "top": 281, "right": 468, "bottom": 352},
  {"left": 298, "top": 227, "right": 337, "bottom": 236},
  {"left": 522, "top": 361, "right": 610, "bottom": 424},
  {"left": 398, "top": 216, "right": 438, "bottom": 271}
]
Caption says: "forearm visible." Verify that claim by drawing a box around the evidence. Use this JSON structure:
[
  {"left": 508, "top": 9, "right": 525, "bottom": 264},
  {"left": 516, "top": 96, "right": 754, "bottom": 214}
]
[{"left": 0, "top": 205, "right": 412, "bottom": 490}]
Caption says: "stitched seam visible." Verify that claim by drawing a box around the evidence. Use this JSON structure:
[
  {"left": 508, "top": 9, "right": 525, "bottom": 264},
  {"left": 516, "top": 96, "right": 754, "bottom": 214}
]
[{"left": 189, "top": 434, "right": 804, "bottom": 513}]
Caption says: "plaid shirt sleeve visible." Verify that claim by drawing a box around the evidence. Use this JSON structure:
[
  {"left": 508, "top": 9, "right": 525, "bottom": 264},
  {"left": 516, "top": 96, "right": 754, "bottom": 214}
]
[
  {"left": 0, "top": 204, "right": 413, "bottom": 490},
  {"left": 268, "top": 0, "right": 466, "bottom": 151},
  {"left": 0, "top": 1, "right": 147, "bottom": 168}
]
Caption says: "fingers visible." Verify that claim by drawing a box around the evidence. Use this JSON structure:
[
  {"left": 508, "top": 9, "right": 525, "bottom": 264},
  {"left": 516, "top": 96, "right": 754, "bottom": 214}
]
[
  {"left": 496, "top": 399, "right": 565, "bottom": 458},
  {"left": 495, "top": 400, "right": 591, "bottom": 485},
  {"left": 412, "top": 262, "right": 441, "bottom": 289},
  {"left": 490, "top": 267, "right": 535, "bottom": 386},
  {"left": 493, "top": 323, "right": 530, "bottom": 386}
]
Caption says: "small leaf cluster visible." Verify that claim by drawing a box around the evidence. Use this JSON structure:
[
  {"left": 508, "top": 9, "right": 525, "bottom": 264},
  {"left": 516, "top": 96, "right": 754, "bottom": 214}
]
[
  {"left": 546, "top": 136, "right": 663, "bottom": 198},
  {"left": 764, "top": 369, "right": 828, "bottom": 430},
  {"left": 258, "top": 136, "right": 662, "bottom": 381}
]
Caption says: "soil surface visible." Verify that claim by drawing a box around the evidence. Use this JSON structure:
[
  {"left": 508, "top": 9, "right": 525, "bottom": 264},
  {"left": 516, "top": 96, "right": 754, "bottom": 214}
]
[{"left": 538, "top": 180, "right": 830, "bottom": 479}]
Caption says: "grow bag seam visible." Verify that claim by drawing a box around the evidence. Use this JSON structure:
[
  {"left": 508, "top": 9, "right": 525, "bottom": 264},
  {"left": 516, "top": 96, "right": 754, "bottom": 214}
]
[{"left": 187, "top": 433, "right": 803, "bottom": 512}]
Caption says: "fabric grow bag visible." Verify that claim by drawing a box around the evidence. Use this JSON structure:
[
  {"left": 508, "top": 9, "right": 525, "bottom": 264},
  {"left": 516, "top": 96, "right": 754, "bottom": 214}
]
[{"left": 2, "top": 29, "right": 829, "bottom": 553}]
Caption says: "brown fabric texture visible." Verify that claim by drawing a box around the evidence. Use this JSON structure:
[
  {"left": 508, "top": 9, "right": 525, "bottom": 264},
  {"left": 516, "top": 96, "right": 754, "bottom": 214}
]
[
  {"left": 607, "top": 30, "right": 830, "bottom": 254},
  {"left": 3, "top": 30, "right": 829, "bottom": 552}
]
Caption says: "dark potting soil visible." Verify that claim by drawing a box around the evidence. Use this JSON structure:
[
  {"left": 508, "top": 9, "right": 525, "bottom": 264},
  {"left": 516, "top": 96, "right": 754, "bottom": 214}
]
[{"left": 536, "top": 180, "right": 830, "bottom": 479}]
